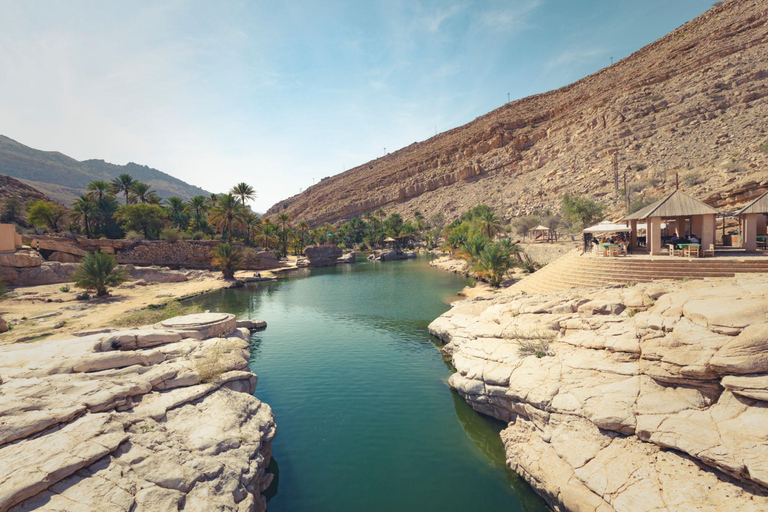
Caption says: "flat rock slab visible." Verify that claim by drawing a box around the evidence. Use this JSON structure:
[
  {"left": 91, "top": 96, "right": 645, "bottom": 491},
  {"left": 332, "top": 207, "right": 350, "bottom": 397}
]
[{"left": 155, "top": 312, "right": 235, "bottom": 340}]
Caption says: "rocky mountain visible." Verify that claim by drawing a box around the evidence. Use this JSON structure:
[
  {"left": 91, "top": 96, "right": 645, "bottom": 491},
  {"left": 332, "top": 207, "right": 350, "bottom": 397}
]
[
  {"left": 268, "top": 0, "right": 768, "bottom": 225},
  {"left": 0, "top": 174, "right": 55, "bottom": 204},
  {"left": 0, "top": 135, "right": 210, "bottom": 205}
]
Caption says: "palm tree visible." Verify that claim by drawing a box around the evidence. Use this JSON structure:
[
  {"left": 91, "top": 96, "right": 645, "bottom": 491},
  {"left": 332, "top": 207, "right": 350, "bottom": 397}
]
[
  {"left": 276, "top": 213, "right": 291, "bottom": 255},
  {"left": 375, "top": 208, "right": 386, "bottom": 223},
  {"left": 86, "top": 181, "right": 111, "bottom": 201},
  {"left": 131, "top": 182, "right": 156, "bottom": 204},
  {"left": 231, "top": 183, "right": 256, "bottom": 208},
  {"left": 71, "top": 250, "right": 129, "bottom": 297},
  {"left": 243, "top": 213, "right": 261, "bottom": 246},
  {"left": 462, "top": 234, "right": 489, "bottom": 262},
  {"left": 254, "top": 223, "right": 279, "bottom": 249},
  {"left": 476, "top": 209, "right": 503, "bottom": 239},
  {"left": 73, "top": 196, "right": 98, "bottom": 238},
  {"left": 111, "top": 174, "right": 135, "bottom": 204},
  {"left": 209, "top": 193, "right": 246, "bottom": 243},
  {"left": 297, "top": 221, "right": 310, "bottom": 252},
  {"left": 211, "top": 243, "right": 242, "bottom": 279},
  {"left": 186, "top": 196, "right": 208, "bottom": 231},
  {"left": 164, "top": 197, "right": 188, "bottom": 229},
  {"left": 473, "top": 242, "right": 516, "bottom": 288}
]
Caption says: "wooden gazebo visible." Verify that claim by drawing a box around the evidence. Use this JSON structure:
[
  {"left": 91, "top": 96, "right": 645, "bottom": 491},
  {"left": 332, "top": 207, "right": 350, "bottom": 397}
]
[
  {"left": 624, "top": 190, "right": 720, "bottom": 255},
  {"left": 736, "top": 190, "right": 768, "bottom": 252}
]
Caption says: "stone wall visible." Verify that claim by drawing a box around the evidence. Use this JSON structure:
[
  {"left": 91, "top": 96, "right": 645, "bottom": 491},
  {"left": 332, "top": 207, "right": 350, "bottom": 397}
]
[{"left": 19, "top": 235, "right": 283, "bottom": 271}]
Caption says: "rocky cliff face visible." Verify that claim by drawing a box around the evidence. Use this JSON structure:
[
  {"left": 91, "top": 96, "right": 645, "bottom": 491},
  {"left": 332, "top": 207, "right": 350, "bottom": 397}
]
[
  {"left": 0, "top": 313, "right": 276, "bottom": 512},
  {"left": 429, "top": 277, "right": 768, "bottom": 511},
  {"left": 269, "top": 0, "right": 768, "bottom": 225}
]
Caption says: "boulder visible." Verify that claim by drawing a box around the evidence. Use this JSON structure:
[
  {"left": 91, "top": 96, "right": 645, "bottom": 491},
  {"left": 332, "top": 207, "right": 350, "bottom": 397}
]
[
  {"left": 0, "top": 249, "right": 43, "bottom": 268},
  {"left": 48, "top": 251, "right": 81, "bottom": 263},
  {"left": 303, "top": 245, "right": 343, "bottom": 267},
  {"left": 337, "top": 251, "right": 356, "bottom": 263}
]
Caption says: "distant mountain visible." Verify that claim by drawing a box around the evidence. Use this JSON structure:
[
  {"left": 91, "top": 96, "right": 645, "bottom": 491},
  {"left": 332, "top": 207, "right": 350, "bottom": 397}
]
[
  {"left": 0, "top": 174, "right": 56, "bottom": 204},
  {"left": 0, "top": 135, "right": 210, "bottom": 205}
]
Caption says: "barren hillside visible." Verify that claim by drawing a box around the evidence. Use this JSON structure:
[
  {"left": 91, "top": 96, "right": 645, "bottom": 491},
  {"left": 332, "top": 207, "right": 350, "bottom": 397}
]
[{"left": 268, "top": 0, "right": 768, "bottom": 225}]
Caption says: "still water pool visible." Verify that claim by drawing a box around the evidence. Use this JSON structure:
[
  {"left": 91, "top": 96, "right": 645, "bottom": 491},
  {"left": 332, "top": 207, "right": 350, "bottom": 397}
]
[{"left": 195, "top": 257, "right": 549, "bottom": 512}]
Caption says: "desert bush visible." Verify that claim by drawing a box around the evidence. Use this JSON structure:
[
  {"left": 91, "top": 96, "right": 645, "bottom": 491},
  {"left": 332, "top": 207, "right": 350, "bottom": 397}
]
[
  {"left": 161, "top": 227, "right": 182, "bottom": 243},
  {"left": 211, "top": 243, "right": 243, "bottom": 279},
  {"left": 125, "top": 230, "right": 144, "bottom": 241}
]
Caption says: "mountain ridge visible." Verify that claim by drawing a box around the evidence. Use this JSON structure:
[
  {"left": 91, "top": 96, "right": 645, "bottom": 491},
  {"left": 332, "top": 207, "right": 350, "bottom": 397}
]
[
  {"left": 0, "top": 135, "right": 210, "bottom": 205},
  {"left": 267, "top": 0, "right": 768, "bottom": 225}
]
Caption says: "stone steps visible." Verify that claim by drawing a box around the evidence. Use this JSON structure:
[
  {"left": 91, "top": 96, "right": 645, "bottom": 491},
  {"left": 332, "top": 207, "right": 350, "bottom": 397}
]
[{"left": 513, "top": 250, "right": 768, "bottom": 294}]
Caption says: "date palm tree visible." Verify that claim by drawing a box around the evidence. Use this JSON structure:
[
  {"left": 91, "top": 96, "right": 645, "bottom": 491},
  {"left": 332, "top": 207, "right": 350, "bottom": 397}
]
[
  {"left": 473, "top": 242, "right": 516, "bottom": 288},
  {"left": 209, "top": 193, "right": 246, "bottom": 243},
  {"left": 211, "top": 242, "right": 242, "bottom": 279},
  {"left": 254, "top": 223, "right": 279, "bottom": 249},
  {"left": 131, "top": 182, "right": 156, "bottom": 204},
  {"left": 185, "top": 195, "right": 209, "bottom": 231},
  {"left": 73, "top": 196, "right": 98, "bottom": 238},
  {"left": 476, "top": 209, "right": 503, "bottom": 239},
  {"left": 164, "top": 197, "right": 188, "bottom": 229},
  {"left": 276, "top": 213, "right": 291, "bottom": 255},
  {"left": 86, "top": 181, "right": 111, "bottom": 201},
  {"left": 230, "top": 182, "right": 256, "bottom": 207},
  {"left": 111, "top": 174, "right": 135, "bottom": 204},
  {"left": 72, "top": 250, "right": 129, "bottom": 297},
  {"left": 297, "top": 221, "right": 310, "bottom": 252}
]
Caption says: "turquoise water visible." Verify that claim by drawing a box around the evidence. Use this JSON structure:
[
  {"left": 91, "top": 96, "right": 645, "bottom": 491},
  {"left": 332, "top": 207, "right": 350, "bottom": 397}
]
[{"left": 196, "top": 258, "right": 549, "bottom": 512}]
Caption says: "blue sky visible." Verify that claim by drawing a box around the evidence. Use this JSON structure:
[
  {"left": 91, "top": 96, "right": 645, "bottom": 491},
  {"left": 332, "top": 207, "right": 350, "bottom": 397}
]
[{"left": 0, "top": 0, "right": 713, "bottom": 211}]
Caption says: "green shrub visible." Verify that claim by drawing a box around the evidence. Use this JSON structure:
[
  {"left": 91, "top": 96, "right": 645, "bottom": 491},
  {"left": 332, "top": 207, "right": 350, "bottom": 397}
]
[
  {"left": 59, "top": 285, "right": 70, "bottom": 293},
  {"left": 160, "top": 227, "right": 182, "bottom": 243},
  {"left": 125, "top": 230, "right": 144, "bottom": 241}
]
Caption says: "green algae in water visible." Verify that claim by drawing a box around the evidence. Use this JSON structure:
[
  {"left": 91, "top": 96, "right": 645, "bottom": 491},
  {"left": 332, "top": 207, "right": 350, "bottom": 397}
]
[{"left": 195, "top": 258, "right": 550, "bottom": 512}]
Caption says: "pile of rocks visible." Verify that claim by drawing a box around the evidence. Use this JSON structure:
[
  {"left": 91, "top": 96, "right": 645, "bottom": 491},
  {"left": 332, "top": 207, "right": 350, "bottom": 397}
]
[
  {"left": 299, "top": 245, "right": 343, "bottom": 267},
  {"left": 430, "top": 276, "right": 768, "bottom": 511},
  {"left": 0, "top": 312, "right": 276, "bottom": 511}
]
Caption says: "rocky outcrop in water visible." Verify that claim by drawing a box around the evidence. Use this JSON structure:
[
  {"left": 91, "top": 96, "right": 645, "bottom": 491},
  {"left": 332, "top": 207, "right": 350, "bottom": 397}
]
[
  {"left": 301, "top": 245, "right": 343, "bottom": 267},
  {"left": 367, "top": 249, "right": 417, "bottom": 261},
  {"left": 429, "top": 277, "right": 768, "bottom": 511},
  {"left": 0, "top": 312, "right": 276, "bottom": 512}
]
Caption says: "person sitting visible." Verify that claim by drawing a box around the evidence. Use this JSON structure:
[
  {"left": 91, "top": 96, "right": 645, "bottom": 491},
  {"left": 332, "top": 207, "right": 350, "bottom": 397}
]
[{"left": 689, "top": 234, "right": 700, "bottom": 244}]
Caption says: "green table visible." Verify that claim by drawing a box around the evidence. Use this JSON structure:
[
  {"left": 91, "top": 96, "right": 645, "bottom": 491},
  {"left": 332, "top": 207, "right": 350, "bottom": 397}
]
[{"left": 678, "top": 243, "right": 700, "bottom": 257}]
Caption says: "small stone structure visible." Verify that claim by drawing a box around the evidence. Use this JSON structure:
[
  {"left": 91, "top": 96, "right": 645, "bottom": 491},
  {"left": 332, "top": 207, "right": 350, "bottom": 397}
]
[
  {"left": 0, "top": 224, "right": 22, "bottom": 254},
  {"left": 0, "top": 313, "right": 276, "bottom": 511}
]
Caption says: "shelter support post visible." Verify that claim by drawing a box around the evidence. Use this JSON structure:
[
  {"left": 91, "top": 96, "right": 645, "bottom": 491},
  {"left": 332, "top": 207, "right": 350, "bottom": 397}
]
[
  {"left": 701, "top": 214, "right": 715, "bottom": 252},
  {"left": 629, "top": 220, "right": 637, "bottom": 248},
  {"left": 691, "top": 215, "right": 704, "bottom": 239},
  {"left": 649, "top": 217, "right": 662, "bottom": 255},
  {"left": 675, "top": 216, "right": 687, "bottom": 236},
  {"left": 758, "top": 214, "right": 767, "bottom": 236},
  {"left": 743, "top": 213, "right": 758, "bottom": 252}
]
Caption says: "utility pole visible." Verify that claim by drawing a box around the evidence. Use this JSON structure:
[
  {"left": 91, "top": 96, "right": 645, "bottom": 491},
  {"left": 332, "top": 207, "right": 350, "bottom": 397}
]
[
  {"left": 507, "top": 92, "right": 510, "bottom": 103},
  {"left": 610, "top": 56, "right": 613, "bottom": 65},
  {"left": 384, "top": 147, "right": 386, "bottom": 155}
]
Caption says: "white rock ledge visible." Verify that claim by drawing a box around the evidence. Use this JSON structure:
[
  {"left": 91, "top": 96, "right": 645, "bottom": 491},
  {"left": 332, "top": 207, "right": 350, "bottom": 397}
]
[
  {"left": 0, "top": 312, "right": 276, "bottom": 512},
  {"left": 429, "top": 276, "right": 768, "bottom": 512}
]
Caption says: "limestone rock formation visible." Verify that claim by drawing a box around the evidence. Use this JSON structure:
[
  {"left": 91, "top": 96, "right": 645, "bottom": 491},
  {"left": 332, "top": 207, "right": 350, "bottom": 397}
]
[
  {"left": 268, "top": 0, "right": 768, "bottom": 225},
  {"left": 368, "top": 249, "right": 417, "bottom": 261},
  {"left": 303, "top": 245, "right": 343, "bottom": 267},
  {"left": 337, "top": 252, "right": 356, "bottom": 264},
  {"left": 0, "top": 249, "right": 42, "bottom": 268},
  {"left": 0, "top": 312, "right": 276, "bottom": 512},
  {"left": 429, "top": 276, "right": 768, "bottom": 511}
]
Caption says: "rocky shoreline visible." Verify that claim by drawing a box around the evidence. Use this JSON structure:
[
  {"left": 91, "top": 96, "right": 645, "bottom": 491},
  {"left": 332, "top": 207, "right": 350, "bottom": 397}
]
[
  {"left": 429, "top": 276, "right": 768, "bottom": 511},
  {"left": 0, "top": 312, "right": 276, "bottom": 512}
]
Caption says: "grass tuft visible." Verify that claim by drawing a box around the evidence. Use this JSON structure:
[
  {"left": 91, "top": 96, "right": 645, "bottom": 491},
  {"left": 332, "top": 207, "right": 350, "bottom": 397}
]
[{"left": 115, "top": 300, "right": 202, "bottom": 327}]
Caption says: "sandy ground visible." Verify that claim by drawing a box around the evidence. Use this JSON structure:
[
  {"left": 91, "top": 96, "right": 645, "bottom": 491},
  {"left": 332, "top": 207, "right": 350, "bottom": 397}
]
[{"left": 0, "top": 266, "right": 294, "bottom": 344}]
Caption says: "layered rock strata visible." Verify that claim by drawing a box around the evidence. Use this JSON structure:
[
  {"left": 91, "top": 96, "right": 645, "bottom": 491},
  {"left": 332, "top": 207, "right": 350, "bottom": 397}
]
[
  {"left": 0, "top": 312, "right": 276, "bottom": 512},
  {"left": 429, "top": 277, "right": 768, "bottom": 511}
]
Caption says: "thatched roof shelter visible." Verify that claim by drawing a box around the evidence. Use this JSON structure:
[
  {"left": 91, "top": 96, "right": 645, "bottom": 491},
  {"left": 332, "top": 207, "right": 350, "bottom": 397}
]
[
  {"left": 624, "top": 190, "right": 720, "bottom": 220},
  {"left": 736, "top": 190, "right": 768, "bottom": 215}
]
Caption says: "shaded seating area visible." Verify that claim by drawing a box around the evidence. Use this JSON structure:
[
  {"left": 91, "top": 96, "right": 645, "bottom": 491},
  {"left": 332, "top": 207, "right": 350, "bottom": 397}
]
[
  {"left": 583, "top": 220, "right": 632, "bottom": 257},
  {"left": 623, "top": 190, "right": 720, "bottom": 256},
  {"left": 735, "top": 190, "right": 768, "bottom": 252},
  {"left": 528, "top": 225, "right": 551, "bottom": 242}
]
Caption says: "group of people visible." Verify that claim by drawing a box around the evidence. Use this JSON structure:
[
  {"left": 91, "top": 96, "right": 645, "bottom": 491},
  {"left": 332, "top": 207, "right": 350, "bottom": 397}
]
[
  {"left": 583, "top": 232, "right": 630, "bottom": 255},
  {"left": 665, "top": 233, "right": 700, "bottom": 249}
]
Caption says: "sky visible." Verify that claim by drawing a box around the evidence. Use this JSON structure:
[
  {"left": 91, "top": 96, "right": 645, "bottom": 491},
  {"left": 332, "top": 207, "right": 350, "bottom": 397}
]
[{"left": 0, "top": 0, "right": 714, "bottom": 212}]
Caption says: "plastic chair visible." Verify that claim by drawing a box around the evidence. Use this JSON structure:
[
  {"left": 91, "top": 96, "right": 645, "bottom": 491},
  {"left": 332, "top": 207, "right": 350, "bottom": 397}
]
[
  {"left": 686, "top": 246, "right": 700, "bottom": 258},
  {"left": 703, "top": 244, "right": 715, "bottom": 257}
]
